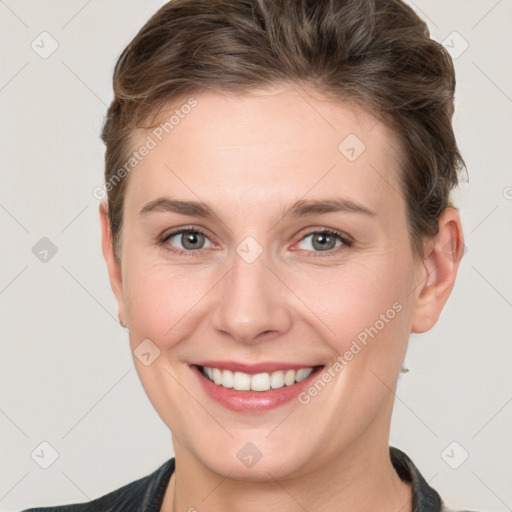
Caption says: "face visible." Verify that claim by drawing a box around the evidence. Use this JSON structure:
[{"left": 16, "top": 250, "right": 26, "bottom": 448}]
[{"left": 100, "top": 85, "right": 457, "bottom": 480}]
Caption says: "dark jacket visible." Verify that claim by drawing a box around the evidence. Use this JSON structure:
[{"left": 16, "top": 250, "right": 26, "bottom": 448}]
[{"left": 20, "top": 446, "right": 480, "bottom": 512}]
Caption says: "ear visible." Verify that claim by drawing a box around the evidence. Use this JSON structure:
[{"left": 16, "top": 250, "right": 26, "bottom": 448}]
[
  {"left": 411, "top": 207, "right": 465, "bottom": 334},
  {"left": 99, "top": 200, "right": 126, "bottom": 326}
]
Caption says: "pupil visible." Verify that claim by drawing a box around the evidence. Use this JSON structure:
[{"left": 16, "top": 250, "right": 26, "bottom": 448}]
[
  {"left": 184, "top": 232, "right": 202, "bottom": 249},
  {"left": 314, "top": 233, "right": 333, "bottom": 251}
]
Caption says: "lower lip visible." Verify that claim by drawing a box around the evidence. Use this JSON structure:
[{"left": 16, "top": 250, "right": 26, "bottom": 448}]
[{"left": 190, "top": 364, "right": 325, "bottom": 413}]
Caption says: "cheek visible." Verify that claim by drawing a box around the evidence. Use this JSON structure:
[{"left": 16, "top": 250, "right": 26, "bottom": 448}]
[
  {"left": 123, "top": 260, "right": 216, "bottom": 345},
  {"left": 303, "top": 259, "right": 409, "bottom": 335},
  {"left": 303, "top": 258, "right": 415, "bottom": 390},
  {"left": 123, "top": 243, "right": 415, "bottom": 360}
]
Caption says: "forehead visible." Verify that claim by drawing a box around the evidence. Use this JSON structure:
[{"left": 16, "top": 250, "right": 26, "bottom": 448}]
[{"left": 124, "top": 85, "right": 403, "bottom": 214}]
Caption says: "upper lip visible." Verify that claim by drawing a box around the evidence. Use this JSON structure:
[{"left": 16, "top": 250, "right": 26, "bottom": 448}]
[{"left": 192, "top": 361, "right": 324, "bottom": 375}]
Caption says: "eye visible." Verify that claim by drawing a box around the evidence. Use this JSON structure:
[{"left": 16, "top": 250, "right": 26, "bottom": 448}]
[
  {"left": 161, "top": 227, "right": 214, "bottom": 255},
  {"left": 295, "top": 229, "right": 353, "bottom": 256},
  {"left": 159, "top": 226, "right": 353, "bottom": 257}
]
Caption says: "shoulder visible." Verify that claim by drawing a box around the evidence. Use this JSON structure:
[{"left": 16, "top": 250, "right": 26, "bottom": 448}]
[{"left": 20, "top": 457, "right": 175, "bottom": 512}]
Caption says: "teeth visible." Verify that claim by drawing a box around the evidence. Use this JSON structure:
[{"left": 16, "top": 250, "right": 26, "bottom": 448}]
[
  {"left": 221, "top": 369, "right": 234, "bottom": 388},
  {"left": 201, "top": 366, "right": 315, "bottom": 392},
  {"left": 234, "top": 371, "right": 251, "bottom": 390},
  {"left": 270, "top": 370, "right": 284, "bottom": 389},
  {"left": 212, "top": 368, "right": 222, "bottom": 385}
]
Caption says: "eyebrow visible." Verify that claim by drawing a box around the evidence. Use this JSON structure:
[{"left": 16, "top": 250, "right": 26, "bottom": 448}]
[{"left": 139, "top": 197, "right": 376, "bottom": 219}]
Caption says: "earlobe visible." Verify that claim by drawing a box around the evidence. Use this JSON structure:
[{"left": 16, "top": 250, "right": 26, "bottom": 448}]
[
  {"left": 99, "top": 200, "right": 126, "bottom": 325},
  {"left": 411, "top": 208, "right": 465, "bottom": 334}
]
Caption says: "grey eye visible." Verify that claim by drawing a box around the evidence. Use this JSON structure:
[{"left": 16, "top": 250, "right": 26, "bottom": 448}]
[
  {"left": 298, "top": 231, "right": 343, "bottom": 252},
  {"left": 165, "top": 230, "right": 213, "bottom": 251}
]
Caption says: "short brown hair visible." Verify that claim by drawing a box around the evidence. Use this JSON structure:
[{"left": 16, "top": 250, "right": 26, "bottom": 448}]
[{"left": 101, "top": 0, "right": 467, "bottom": 261}]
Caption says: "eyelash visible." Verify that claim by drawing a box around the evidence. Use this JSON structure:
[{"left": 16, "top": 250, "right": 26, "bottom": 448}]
[{"left": 159, "top": 226, "right": 353, "bottom": 258}]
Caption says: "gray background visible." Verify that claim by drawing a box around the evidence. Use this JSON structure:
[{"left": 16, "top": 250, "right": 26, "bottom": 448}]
[{"left": 1, "top": 1, "right": 511, "bottom": 511}]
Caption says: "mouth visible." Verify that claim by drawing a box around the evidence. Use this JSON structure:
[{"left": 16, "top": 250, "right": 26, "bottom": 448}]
[{"left": 193, "top": 364, "right": 325, "bottom": 392}]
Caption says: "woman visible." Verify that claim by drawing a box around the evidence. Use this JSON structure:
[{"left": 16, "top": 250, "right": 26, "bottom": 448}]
[{"left": 23, "top": 0, "right": 477, "bottom": 510}]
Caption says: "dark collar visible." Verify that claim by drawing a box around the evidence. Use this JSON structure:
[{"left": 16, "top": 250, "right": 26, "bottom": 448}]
[
  {"left": 143, "top": 447, "right": 443, "bottom": 511},
  {"left": 390, "top": 446, "right": 444, "bottom": 512}
]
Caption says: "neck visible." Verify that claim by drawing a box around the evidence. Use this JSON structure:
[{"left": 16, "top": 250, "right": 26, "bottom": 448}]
[{"left": 161, "top": 435, "right": 412, "bottom": 512}]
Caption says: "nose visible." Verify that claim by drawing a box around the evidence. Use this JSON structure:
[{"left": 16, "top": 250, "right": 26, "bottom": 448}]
[{"left": 211, "top": 245, "right": 293, "bottom": 345}]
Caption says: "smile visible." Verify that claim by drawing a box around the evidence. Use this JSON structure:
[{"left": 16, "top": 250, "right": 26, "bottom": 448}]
[{"left": 199, "top": 365, "right": 323, "bottom": 392}]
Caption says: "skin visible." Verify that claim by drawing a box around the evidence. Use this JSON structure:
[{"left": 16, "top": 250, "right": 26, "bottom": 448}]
[{"left": 99, "top": 84, "right": 464, "bottom": 512}]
